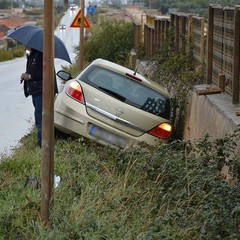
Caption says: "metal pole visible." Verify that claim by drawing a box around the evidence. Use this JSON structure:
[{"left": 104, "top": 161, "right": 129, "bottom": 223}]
[
  {"left": 41, "top": 0, "right": 55, "bottom": 223},
  {"left": 80, "top": 0, "right": 85, "bottom": 70}
]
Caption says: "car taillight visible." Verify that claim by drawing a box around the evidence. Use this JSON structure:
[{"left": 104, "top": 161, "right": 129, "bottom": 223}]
[
  {"left": 66, "top": 81, "right": 85, "bottom": 104},
  {"left": 126, "top": 73, "right": 142, "bottom": 82},
  {"left": 148, "top": 123, "right": 172, "bottom": 139}
]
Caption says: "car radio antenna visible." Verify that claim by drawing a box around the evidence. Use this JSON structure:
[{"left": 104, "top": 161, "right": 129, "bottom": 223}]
[{"left": 133, "top": 62, "right": 140, "bottom": 76}]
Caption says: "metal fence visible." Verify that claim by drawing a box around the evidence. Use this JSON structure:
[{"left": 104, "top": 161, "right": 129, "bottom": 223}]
[{"left": 133, "top": 4, "right": 240, "bottom": 104}]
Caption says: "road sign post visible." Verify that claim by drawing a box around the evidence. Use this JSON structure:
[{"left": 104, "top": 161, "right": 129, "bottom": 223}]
[
  {"left": 70, "top": 2, "right": 90, "bottom": 70},
  {"left": 80, "top": 0, "right": 84, "bottom": 70}
]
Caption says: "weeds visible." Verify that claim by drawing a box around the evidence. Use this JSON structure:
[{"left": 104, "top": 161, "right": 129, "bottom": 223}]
[{"left": 0, "top": 128, "right": 240, "bottom": 239}]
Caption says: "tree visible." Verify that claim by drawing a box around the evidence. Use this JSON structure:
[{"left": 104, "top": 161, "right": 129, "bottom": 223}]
[
  {"left": 64, "top": 0, "right": 68, "bottom": 9},
  {"left": 0, "top": 0, "right": 10, "bottom": 9}
]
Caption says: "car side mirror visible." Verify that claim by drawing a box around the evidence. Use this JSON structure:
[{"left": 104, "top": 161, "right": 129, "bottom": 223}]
[{"left": 57, "top": 70, "right": 72, "bottom": 81}]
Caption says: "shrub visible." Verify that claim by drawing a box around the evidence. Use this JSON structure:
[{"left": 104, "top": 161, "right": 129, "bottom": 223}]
[
  {"left": 83, "top": 17, "right": 134, "bottom": 64},
  {"left": 0, "top": 46, "right": 25, "bottom": 61},
  {"left": 0, "top": 50, "right": 13, "bottom": 61},
  {"left": 12, "top": 47, "right": 25, "bottom": 58}
]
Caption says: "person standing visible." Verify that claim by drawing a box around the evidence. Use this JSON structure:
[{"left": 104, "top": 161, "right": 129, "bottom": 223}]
[{"left": 21, "top": 47, "right": 58, "bottom": 147}]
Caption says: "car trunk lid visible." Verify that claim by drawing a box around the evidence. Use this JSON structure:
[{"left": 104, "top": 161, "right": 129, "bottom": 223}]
[{"left": 81, "top": 82, "right": 170, "bottom": 137}]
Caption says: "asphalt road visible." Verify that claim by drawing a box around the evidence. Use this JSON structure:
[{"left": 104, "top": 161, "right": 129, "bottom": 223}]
[{"left": 0, "top": 9, "right": 80, "bottom": 156}]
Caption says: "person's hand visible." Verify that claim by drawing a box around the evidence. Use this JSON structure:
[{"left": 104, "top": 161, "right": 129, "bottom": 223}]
[{"left": 21, "top": 73, "right": 31, "bottom": 81}]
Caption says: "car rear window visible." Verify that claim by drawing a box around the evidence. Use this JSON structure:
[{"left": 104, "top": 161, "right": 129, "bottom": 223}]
[{"left": 79, "top": 65, "right": 170, "bottom": 119}]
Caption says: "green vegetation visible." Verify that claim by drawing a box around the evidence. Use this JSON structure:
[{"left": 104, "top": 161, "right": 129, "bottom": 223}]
[
  {"left": 23, "top": 8, "right": 44, "bottom": 16},
  {"left": 0, "top": 46, "right": 25, "bottom": 61},
  {"left": 151, "top": 32, "right": 204, "bottom": 140},
  {"left": 1, "top": 128, "right": 240, "bottom": 239},
  {"left": 83, "top": 17, "right": 134, "bottom": 65},
  {"left": 0, "top": 0, "right": 12, "bottom": 9}
]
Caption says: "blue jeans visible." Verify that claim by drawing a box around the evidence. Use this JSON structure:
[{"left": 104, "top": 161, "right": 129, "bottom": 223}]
[{"left": 32, "top": 94, "right": 42, "bottom": 147}]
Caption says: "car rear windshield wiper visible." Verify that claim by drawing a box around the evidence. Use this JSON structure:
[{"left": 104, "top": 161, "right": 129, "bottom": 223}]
[{"left": 99, "top": 87, "right": 126, "bottom": 102}]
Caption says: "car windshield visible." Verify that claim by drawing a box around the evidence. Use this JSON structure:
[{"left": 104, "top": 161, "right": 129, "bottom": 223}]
[{"left": 79, "top": 65, "right": 170, "bottom": 119}]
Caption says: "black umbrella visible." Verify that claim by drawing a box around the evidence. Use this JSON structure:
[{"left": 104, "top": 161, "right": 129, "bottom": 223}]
[{"left": 8, "top": 25, "right": 71, "bottom": 64}]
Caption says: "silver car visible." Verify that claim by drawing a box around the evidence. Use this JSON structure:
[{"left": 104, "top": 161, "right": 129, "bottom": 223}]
[{"left": 54, "top": 58, "right": 172, "bottom": 148}]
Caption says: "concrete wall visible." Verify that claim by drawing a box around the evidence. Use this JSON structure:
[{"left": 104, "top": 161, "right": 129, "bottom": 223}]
[{"left": 183, "top": 85, "right": 240, "bottom": 149}]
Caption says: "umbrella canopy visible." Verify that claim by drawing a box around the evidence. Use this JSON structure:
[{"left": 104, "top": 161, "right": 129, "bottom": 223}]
[{"left": 8, "top": 25, "right": 71, "bottom": 64}]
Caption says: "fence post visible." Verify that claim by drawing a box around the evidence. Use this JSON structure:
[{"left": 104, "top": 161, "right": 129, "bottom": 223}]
[
  {"left": 151, "top": 21, "right": 154, "bottom": 57},
  {"left": 232, "top": 6, "right": 240, "bottom": 104},
  {"left": 206, "top": 4, "right": 214, "bottom": 84},
  {"left": 188, "top": 15, "right": 193, "bottom": 39},
  {"left": 200, "top": 17, "right": 205, "bottom": 65},
  {"left": 181, "top": 15, "right": 186, "bottom": 52},
  {"left": 154, "top": 19, "right": 159, "bottom": 51},
  {"left": 160, "top": 19, "right": 164, "bottom": 48},
  {"left": 144, "top": 24, "right": 148, "bottom": 57},
  {"left": 176, "top": 14, "right": 180, "bottom": 51},
  {"left": 170, "top": 13, "right": 176, "bottom": 51},
  {"left": 219, "top": 73, "right": 225, "bottom": 92},
  {"left": 141, "top": 12, "right": 146, "bottom": 44}
]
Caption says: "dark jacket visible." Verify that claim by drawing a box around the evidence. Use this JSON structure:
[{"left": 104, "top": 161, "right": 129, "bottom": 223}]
[
  {"left": 23, "top": 49, "right": 58, "bottom": 98},
  {"left": 24, "top": 49, "right": 43, "bottom": 97}
]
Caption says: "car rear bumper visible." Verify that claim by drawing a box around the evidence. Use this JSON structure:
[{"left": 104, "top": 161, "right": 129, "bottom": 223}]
[{"left": 54, "top": 94, "right": 167, "bottom": 148}]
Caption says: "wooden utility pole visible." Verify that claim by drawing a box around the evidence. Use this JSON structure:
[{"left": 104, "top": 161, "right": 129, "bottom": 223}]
[
  {"left": 80, "top": 0, "right": 85, "bottom": 70},
  {"left": 41, "top": 0, "right": 55, "bottom": 223}
]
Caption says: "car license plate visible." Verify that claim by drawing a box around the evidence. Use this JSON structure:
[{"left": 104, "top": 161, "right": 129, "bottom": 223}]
[{"left": 89, "top": 124, "right": 126, "bottom": 148}]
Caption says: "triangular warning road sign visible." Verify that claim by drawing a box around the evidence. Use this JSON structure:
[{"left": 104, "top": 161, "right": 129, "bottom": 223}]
[{"left": 70, "top": 10, "right": 91, "bottom": 28}]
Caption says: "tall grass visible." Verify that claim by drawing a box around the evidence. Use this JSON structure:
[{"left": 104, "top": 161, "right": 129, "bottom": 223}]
[{"left": 1, "top": 128, "right": 240, "bottom": 239}]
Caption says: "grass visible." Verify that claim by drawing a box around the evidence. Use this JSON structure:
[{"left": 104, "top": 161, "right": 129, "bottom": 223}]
[{"left": 1, "top": 128, "right": 240, "bottom": 239}]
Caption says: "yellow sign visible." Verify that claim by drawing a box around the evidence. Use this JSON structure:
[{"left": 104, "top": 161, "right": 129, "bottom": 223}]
[{"left": 70, "top": 10, "right": 91, "bottom": 28}]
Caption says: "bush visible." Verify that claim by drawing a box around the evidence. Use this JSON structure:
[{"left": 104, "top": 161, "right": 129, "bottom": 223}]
[
  {"left": 23, "top": 9, "right": 44, "bottom": 16},
  {"left": 83, "top": 17, "right": 134, "bottom": 65},
  {"left": 0, "top": 47, "right": 25, "bottom": 61},
  {"left": 0, "top": 50, "right": 13, "bottom": 61},
  {"left": 12, "top": 47, "right": 25, "bottom": 58}
]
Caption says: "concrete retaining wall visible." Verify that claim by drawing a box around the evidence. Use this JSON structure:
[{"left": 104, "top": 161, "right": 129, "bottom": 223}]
[{"left": 183, "top": 85, "right": 240, "bottom": 149}]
